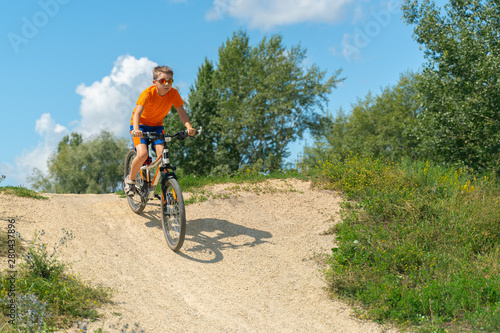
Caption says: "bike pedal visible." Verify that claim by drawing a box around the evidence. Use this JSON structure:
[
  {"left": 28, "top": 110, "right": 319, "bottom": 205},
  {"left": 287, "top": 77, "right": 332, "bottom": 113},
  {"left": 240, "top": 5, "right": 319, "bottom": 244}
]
[{"left": 154, "top": 194, "right": 162, "bottom": 200}]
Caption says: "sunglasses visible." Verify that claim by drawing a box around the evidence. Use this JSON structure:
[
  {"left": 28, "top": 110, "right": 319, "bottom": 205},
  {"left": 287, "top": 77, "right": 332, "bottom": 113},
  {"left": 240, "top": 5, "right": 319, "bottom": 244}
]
[{"left": 156, "top": 78, "right": 174, "bottom": 85}]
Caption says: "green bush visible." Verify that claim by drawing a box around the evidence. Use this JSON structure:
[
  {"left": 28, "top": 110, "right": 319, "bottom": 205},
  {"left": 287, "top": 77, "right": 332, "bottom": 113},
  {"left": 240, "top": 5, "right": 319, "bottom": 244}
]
[
  {"left": 0, "top": 229, "right": 112, "bottom": 331},
  {"left": 314, "top": 154, "right": 500, "bottom": 332},
  {"left": 21, "top": 230, "right": 70, "bottom": 279}
]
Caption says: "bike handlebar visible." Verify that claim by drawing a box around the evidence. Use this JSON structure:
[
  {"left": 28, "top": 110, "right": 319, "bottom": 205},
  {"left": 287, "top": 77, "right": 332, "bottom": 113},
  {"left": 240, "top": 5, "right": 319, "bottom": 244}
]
[{"left": 141, "top": 127, "right": 202, "bottom": 141}]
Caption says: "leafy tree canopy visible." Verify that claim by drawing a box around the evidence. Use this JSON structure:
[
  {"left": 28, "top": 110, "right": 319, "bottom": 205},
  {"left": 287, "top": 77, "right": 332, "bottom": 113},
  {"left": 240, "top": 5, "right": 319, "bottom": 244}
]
[
  {"left": 403, "top": 0, "right": 500, "bottom": 173},
  {"left": 29, "top": 131, "right": 129, "bottom": 193},
  {"left": 304, "top": 71, "right": 422, "bottom": 165},
  {"left": 165, "top": 30, "right": 344, "bottom": 175}
]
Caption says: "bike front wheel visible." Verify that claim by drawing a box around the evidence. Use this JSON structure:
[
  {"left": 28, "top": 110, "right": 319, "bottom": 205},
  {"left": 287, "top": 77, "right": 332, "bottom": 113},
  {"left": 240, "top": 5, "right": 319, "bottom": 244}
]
[
  {"left": 124, "top": 148, "right": 147, "bottom": 214},
  {"left": 161, "top": 178, "right": 186, "bottom": 252}
]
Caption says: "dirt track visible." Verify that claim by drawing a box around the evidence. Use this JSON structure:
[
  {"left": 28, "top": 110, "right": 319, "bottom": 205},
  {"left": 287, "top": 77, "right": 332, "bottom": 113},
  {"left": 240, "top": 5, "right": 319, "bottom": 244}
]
[{"left": 1, "top": 179, "right": 396, "bottom": 332}]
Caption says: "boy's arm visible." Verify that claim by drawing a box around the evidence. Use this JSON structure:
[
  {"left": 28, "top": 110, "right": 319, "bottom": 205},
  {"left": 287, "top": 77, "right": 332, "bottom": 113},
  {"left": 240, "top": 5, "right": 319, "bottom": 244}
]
[
  {"left": 132, "top": 105, "right": 144, "bottom": 137},
  {"left": 176, "top": 105, "right": 196, "bottom": 136}
]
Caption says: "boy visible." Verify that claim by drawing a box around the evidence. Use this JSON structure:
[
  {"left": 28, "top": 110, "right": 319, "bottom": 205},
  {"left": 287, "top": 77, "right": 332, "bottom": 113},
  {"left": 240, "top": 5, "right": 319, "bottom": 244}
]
[{"left": 124, "top": 65, "right": 195, "bottom": 196}]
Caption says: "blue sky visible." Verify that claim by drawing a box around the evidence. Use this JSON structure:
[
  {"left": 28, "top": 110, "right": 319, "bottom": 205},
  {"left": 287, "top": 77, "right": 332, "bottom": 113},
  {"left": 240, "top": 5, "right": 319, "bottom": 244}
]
[{"left": 1, "top": 0, "right": 428, "bottom": 187}]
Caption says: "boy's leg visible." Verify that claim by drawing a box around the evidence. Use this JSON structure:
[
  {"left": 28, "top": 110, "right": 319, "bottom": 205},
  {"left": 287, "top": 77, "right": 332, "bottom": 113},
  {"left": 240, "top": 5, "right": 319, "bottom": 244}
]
[
  {"left": 129, "top": 143, "right": 148, "bottom": 181},
  {"left": 154, "top": 144, "right": 164, "bottom": 162}
]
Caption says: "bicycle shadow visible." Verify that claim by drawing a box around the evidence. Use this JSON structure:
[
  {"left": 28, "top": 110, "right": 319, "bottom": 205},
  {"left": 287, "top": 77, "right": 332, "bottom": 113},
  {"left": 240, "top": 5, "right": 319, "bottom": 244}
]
[
  {"left": 179, "top": 218, "right": 273, "bottom": 264},
  {"left": 139, "top": 205, "right": 272, "bottom": 264},
  {"left": 141, "top": 203, "right": 163, "bottom": 229}
]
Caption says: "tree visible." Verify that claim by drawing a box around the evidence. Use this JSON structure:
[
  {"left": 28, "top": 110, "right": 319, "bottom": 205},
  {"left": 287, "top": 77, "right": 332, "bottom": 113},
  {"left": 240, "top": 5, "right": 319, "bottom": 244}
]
[
  {"left": 304, "top": 72, "right": 422, "bottom": 165},
  {"left": 178, "top": 30, "right": 343, "bottom": 175},
  {"left": 164, "top": 58, "right": 219, "bottom": 176},
  {"left": 245, "top": 34, "right": 342, "bottom": 171},
  {"left": 403, "top": 0, "right": 500, "bottom": 173},
  {"left": 28, "top": 131, "right": 129, "bottom": 193},
  {"left": 212, "top": 30, "right": 255, "bottom": 174}
]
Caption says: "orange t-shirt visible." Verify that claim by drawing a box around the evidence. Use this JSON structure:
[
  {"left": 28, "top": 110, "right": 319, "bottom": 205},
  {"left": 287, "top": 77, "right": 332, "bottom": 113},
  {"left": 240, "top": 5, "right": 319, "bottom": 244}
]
[{"left": 130, "top": 85, "right": 184, "bottom": 126}]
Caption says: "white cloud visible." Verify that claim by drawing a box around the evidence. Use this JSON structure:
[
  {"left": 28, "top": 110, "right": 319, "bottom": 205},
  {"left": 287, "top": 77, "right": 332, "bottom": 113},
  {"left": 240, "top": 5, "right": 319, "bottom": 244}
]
[
  {"left": 32, "top": 113, "right": 70, "bottom": 172},
  {"left": 2, "top": 113, "right": 69, "bottom": 187},
  {"left": 35, "top": 113, "right": 68, "bottom": 137},
  {"left": 75, "top": 55, "right": 157, "bottom": 139},
  {"left": 206, "top": 0, "right": 354, "bottom": 30}
]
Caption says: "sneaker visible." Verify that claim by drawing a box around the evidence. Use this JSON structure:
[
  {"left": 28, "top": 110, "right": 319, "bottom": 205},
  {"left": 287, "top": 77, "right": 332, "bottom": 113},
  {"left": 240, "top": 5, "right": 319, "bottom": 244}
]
[{"left": 124, "top": 176, "right": 136, "bottom": 197}]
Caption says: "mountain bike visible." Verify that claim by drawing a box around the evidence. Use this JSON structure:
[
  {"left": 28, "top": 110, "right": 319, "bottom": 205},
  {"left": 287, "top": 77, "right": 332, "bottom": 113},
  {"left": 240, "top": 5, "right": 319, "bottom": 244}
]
[{"left": 123, "top": 128, "right": 201, "bottom": 251}]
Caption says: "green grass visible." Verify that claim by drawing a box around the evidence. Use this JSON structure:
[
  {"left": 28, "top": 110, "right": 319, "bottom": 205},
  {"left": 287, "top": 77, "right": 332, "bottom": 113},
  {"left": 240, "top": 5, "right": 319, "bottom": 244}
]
[
  {"left": 0, "top": 230, "right": 112, "bottom": 332},
  {"left": 0, "top": 176, "right": 46, "bottom": 199},
  {"left": 0, "top": 186, "right": 48, "bottom": 200},
  {"left": 313, "top": 154, "right": 500, "bottom": 332}
]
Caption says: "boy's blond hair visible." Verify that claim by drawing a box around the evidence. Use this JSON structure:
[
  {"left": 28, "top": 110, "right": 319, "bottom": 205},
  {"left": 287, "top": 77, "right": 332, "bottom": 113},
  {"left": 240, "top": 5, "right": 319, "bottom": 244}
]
[{"left": 153, "top": 66, "right": 174, "bottom": 80}]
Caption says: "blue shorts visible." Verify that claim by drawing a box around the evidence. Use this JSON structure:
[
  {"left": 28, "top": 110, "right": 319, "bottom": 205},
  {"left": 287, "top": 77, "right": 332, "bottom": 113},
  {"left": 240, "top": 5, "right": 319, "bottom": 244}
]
[{"left": 130, "top": 125, "right": 165, "bottom": 147}]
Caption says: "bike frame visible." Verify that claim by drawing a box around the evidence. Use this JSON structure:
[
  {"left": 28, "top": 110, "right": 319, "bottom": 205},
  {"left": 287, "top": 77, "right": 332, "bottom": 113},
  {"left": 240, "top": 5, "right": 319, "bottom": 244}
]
[{"left": 138, "top": 136, "right": 177, "bottom": 200}]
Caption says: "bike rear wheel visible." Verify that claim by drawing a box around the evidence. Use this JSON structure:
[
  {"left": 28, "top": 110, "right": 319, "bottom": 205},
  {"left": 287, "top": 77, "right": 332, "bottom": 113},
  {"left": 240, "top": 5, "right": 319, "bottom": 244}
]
[
  {"left": 124, "top": 148, "right": 147, "bottom": 214},
  {"left": 161, "top": 178, "right": 186, "bottom": 252}
]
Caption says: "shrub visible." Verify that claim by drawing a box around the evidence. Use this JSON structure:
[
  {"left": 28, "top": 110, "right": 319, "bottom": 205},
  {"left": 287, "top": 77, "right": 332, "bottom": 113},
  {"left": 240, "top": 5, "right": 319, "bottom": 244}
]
[
  {"left": 314, "top": 155, "right": 500, "bottom": 332},
  {"left": 0, "top": 229, "right": 112, "bottom": 331}
]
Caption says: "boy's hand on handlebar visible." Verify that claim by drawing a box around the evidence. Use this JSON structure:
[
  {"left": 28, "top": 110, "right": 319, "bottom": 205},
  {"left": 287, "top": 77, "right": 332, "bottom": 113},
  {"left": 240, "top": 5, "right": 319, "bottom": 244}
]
[
  {"left": 132, "top": 129, "right": 143, "bottom": 138},
  {"left": 187, "top": 127, "right": 196, "bottom": 136}
]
